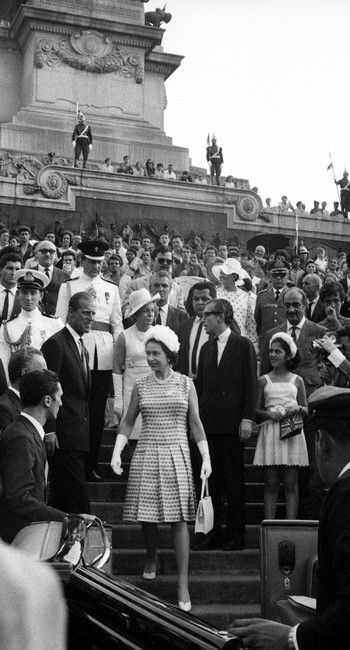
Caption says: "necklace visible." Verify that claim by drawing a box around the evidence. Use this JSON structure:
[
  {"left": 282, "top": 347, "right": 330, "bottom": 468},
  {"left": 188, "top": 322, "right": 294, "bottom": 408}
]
[{"left": 134, "top": 325, "right": 146, "bottom": 341}]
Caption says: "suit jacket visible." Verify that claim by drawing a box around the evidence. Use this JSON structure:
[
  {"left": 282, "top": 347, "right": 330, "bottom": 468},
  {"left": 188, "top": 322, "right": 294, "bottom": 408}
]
[
  {"left": 41, "top": 327, "right": 90, "bottom": 451},
  {"left": 307, "top": 298, "right": 327, "bottom": 323},
  {"left": 261, "top": 319, "right": 328, "bottom": 397},
  {"left": 0, "top": 388, "right": 21, "bottom": 434},
  {"left": 33, "top": 265, "right": 69, "bottom": 316},
  {"left": 0, "top": 293, "right": 20, "bottom": 326},
  {"left": 196, "top": 332, "right": 257, "bottom": 436},
  {"left": 177, "top": 316, "right": 241, "bottom": 376},
  {"left": 165, "top": 305, "right": 189, "bottom": 336},
  {"left": 0, "top": 415, "right": 65, "bottom": 543},
  {"left": 254, "top": 287, "right": 286, "bottom": 351},
  {"left": 297, "top": 468, "right": 350, "bottom": 649},
  {"left": 339, "top": 277, "right": 350, "bottom": 318}
]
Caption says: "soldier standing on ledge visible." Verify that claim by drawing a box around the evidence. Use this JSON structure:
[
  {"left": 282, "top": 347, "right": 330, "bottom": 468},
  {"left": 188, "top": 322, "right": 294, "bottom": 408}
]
[
  {"left": 72, "top": 112, "right": 93, "bottom": 169},
  {"left": 206, "top": 136, "right": 223, "bottom": 186}
]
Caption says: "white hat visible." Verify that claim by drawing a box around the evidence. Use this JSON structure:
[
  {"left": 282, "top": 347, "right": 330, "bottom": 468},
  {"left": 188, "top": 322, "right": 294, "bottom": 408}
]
[
  {"left": 14, "top": 269, "right": 49, "bottom": 290},
  {"left": 144, "top": 325, "right": 180, "bottom": 353},
  {"left": 211, "top": 258, "right": 249, "bottom": 286},
  {"left": 128, "top": 288, "right": 160, "bottom": 317}
]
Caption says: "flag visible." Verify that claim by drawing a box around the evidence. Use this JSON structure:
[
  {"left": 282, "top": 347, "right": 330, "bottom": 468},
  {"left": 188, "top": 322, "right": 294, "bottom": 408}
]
[
  {"left": 327, "top": 162, "right": 333, "bottom": 171},
  {"left": 206, "top": 133, "right": 210, "bottom": 146}
]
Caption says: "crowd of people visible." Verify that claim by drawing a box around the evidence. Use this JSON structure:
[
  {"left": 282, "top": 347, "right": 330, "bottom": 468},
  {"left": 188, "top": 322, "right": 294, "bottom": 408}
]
[{"left": 1, "top": 219, "right": 350, "bottom": 630}]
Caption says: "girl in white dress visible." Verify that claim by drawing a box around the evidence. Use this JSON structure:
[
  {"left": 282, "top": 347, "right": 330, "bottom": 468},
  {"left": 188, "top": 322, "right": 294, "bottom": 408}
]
[{"left": 254, "top": 332, "right": 309, "bottom": 519}]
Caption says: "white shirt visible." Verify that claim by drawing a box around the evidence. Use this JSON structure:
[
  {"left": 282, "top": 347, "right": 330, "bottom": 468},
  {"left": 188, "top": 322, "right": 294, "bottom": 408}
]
[
  {"left": 20, "top": 411, "right": 45, "bottom": 441},
  {"left": 216, "top": 325, "right": 232, "bottom": 365},
  {"left": 157, "top": 304, "right": 169, "bottom": 326},
  {"left": 287, "top": 316, "right": 306, "bottom": 341},
  {"left": 38, "top": 264, "right": 53, "bottom": 281},
  {"left": 0, "top": 284, "right": 16, "bottom": 320},
  {"left": 66, "top": 322, "right": 83, "bottom": 354},
  {"left": 188, "top": 317, "right": 209, "bottom": 378}
]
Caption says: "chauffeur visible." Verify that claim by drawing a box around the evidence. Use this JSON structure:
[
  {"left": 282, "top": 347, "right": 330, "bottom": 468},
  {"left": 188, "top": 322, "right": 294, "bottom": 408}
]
[
  {"left": 56, "top": 240, "right": 123, "bottom": 481},
  {"left": 0, "top": 270, "right": 64, "bottom": 383}
]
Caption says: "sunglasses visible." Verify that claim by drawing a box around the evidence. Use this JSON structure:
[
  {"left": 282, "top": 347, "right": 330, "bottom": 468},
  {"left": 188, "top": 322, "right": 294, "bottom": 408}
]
[
  {"left": 39, "top": 249, "right": 55, "bottom": 255},
  {"left": 156, "top": 258, "right": 172, "bottom": 265}
]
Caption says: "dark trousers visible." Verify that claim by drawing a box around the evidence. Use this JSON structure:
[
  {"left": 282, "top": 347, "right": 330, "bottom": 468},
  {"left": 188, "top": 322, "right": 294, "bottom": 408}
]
[
  {"left": 210, "top": 161, "right": 221, "bottom": 185},
  {"left": 48, "top": 447, "right": 91, "bottom": 514},
  {"left": 74, "top": 143, "right": 90, "bottom": 168},
  {"left": 86, "top": 369, "right": 111, "bottom": 473},
  {"left": 207, "top": 434, "right": 246, "bottom": 542}
]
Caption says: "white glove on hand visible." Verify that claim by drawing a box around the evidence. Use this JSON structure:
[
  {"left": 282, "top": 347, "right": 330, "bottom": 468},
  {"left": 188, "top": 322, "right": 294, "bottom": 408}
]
[
  {"left": 72, "top": 141, "right": 76, "bottom": 148},
  {"left": 111, "top": 434, "right": 128, "bottom": 475},
  {"left": 197, "top": 440, "right": 212, "bottom": 479},
  {"left": 113, "top": 373, "right": 123, "bottom": 418},
  {"left": 89, "top": 144, "right": 92, "bottom": 151}
]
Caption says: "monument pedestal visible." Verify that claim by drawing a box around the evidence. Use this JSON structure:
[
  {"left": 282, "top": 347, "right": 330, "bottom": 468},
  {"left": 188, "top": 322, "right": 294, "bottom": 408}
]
[{"left": 0, "top": 0, "right": 188, "bottom": 168}]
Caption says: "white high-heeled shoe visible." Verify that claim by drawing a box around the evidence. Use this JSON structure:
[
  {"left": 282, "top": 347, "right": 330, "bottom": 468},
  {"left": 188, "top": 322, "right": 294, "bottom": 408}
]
[{"left": 178, "top": 599, "right": 192, "bottom": 612}]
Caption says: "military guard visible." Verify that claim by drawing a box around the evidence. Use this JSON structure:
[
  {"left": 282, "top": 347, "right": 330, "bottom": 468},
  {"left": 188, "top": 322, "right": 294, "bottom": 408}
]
[
  {"left": 0, "top": 270, "right": 64, "bottom": 382},
  {"left": 56, "top": 240, "right": 123, "bottom": 481},
  {"left": 206, "top": 136, "right": 224, "bottom": 186},
  {"left": 72, "top": 111, "right": 93, "bottom": 169}
]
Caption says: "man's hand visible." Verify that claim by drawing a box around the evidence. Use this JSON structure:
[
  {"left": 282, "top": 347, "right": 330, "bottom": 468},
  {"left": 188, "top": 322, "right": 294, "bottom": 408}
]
[
  {"left": 45, "top": 433, "right": 59, "bottom": 457},
  {"left": 229, "top": 618, "right": 291, "bottom": 650},
  {"left": 239, "top": 420, "right": 252, "bottom": 441}
]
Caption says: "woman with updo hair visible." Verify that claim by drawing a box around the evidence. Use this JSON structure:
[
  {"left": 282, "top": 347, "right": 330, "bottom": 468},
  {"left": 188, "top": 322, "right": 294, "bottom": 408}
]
[{"left": 111, "top": 325, "right": 211, "bottom": 612}]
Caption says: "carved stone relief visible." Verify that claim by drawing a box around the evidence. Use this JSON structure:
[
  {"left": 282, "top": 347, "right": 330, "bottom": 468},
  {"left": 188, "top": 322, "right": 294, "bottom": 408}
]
[
  {"left": 35, "top": 31, "right": 144, "bottom": 83},
  {"left": 37, "top": 168, "right": 68, "bottom": 199}
]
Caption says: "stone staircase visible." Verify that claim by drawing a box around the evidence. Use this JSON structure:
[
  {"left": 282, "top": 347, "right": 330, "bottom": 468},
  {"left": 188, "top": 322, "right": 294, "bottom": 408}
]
[{"left": 89, "top": 428, "right": 284, "bottom": 629}]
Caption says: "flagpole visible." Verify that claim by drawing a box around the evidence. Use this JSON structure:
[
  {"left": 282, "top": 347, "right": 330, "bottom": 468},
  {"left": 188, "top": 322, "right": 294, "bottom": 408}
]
[{"left": 328, "top": 151, "right": 341, "bottom": 204}]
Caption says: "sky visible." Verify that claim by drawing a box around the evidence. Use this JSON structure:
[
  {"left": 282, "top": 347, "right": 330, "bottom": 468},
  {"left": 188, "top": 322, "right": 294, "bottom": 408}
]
[{"left": 159, "top": 0, "right": 350, "bottom": 210}]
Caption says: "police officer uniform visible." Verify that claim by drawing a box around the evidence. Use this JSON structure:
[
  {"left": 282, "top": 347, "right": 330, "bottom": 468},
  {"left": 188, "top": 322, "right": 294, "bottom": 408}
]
[
  {"left": 254, "top": 262, "right": 289, "bottom": 354},
  {"left": 206, "top": 137, "right": 223, "bottom": 186},
  {"left": 0, "top": 270, "right": 64, "bottom": 382},
  {"left": 55, "top": 240, "right": 123, "bottom": 479},
  {"left": 72, "top": 112, "right": 93, "bottom": 168}
]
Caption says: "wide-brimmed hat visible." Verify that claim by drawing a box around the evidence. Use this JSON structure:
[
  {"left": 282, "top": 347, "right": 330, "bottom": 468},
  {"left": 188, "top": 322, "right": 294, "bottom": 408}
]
[
  {"left": 15, "top": 269, "right": 49, "bottom": 290},
  {"left": 212, "top": 258, "right": 248, "bottom": 286},
  {"left": 128, "top": 288, "right": 160, "bottom": 317},
  {"left": 78, "top": 240, "right": 109, "bottom": 261}
]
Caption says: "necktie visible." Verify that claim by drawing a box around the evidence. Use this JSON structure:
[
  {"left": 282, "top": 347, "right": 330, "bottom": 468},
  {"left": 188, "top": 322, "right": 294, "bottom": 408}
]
[
  {"left": 212, "top": 336, "right": 219, "bottom": 368},
  {"left": 79, "top": 338, "right": 87, "bottom": 376},
  {"left": 307, "top": 302, "right": 313, "bottom": 319},
  {"left": 156, "top": 308, "right": 162, "bottom": 325},
  {"left": 290, "top": 326, "right": 297, "bottom": 342},
  {"left": 275, "top": 290, "right": 280, "bottom": 302},
  {"left": 1, "top": 289, "right": 10, "bottom": 321},
  {"left": 191, "top": 321, "right": 203, "bottom": 376},
  {"left": 44, "top": 268, "right": 50, "bottom": 279}
]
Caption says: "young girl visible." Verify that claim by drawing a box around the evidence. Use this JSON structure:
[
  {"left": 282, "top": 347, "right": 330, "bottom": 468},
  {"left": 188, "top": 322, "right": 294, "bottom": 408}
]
[{"left": 253, "top": 332, "right": 309, "bottom": 519}]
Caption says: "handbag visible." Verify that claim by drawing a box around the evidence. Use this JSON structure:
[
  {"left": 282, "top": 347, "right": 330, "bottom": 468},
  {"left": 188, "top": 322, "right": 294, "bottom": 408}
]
[
  {"left": 280, "top": 409, "right": 303, "bottom": 440},
  {"left": 195, "top": 478, "right": 214, "bottom": 534}
]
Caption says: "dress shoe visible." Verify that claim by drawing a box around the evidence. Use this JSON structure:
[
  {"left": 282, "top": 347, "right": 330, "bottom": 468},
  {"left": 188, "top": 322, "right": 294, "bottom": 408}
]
[
  {"left": 86, "top": 470, "right": 102, "bottom": 482},
  {"left": 191, "top": 536, "right": 222, "bottom": 551},
  {"left": 222, "top": 537, "right": 245, "bottom": 551},
  {"left": 143, "top": 570, "right": 156, "bottom": 580},
  {"left": 178, "top": 600, "right": 192, "bottom": 612}
]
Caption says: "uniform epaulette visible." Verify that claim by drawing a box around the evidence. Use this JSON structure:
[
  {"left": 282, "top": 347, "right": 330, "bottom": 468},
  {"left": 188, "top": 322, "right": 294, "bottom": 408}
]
[
  {"left": 258, "top": 288, "right": 269, "bottom": 294},
  {"left": 64, "top": 277, "right": 80, "bottom": 283}
]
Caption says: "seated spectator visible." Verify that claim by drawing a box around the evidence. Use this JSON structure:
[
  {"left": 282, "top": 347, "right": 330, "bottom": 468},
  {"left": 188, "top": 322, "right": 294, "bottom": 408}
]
[
  {"left": 133, "top": 161, "right": 145, "bottom": 177},
  {"left": 223, "top": 175, "right": 235, "bottom": 188},
  {"left": 163, "top": 163, "right": 176, "bottom": 180},
  {"left": 320, "top": 201, "right": 329, "bottom": 217},
  {"left": 330, "top": 201, "right": 343, "bottom": 217},
  {"left": 117, "top": 155, "right": 134, "bottom": 175},
  {"left": 155, "top": 163, "right": 164, "bottom": 179},
  {"left": 310, "top": 200, "right": 321, "bottom": 215},
  {"left": 278, "top": 195, "right": 294, "bottom": 213},
  {"left": 173, "top": 245, "right": 206, "bottom": 278},
  {"left": 0, "top": 229, "right": 9, "bottom": 249},
  {"left": 100, "top": 157, "right": 114, "bottom": 173},
  {"left": 180, "top": 171, "right": 193, "bottom": 182},
  {"left": 145, "top": 159, "right": 156, "bottom": 177},
  {"left": 295, "top": 200, "right": 309, "bottom": 217},
  {"left": 194, "top": 172, "right": 208, "bottom": 185}
]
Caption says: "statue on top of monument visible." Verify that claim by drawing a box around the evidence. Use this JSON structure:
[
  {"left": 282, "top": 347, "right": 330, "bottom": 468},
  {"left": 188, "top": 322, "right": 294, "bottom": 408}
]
[
  {"left": 145, "top": 5, "right": 172, "bottom": 28},
  {"left": 72, "top": 111, "right": 93, "bottom": 169}
]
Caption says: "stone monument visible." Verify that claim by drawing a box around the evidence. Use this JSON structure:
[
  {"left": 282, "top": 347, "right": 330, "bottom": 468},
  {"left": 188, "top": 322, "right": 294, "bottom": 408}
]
[{"left": 0, "top": 0, "right": 188, "bottom": 167}]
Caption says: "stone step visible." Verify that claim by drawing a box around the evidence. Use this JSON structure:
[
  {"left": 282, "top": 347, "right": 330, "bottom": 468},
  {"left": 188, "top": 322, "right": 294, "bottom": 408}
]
[
  {"left": 88, "top": 481, "right": 268, "bottom": 502},
  {"left": 95, "top": 462, "right": 265, "bottom": 483},
  {"left": 191, "top": 603, "right": 261, "bottom": 630},
  {"left": 110, "top": 523, "right": 260, "bottom": 549},
  {"left": 91, "top": 501, "right": 284, "bottom": 525},
  {"left": 120, "top": 573, "right": 260, "bottom": 605},
  {"left": 112, "top": 547, "right": 260, "bottom": 575}
]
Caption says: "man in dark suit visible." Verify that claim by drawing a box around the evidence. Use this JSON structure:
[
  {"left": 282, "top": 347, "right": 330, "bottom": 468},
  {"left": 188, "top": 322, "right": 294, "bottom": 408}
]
[
  {"left": 231, "top": 386, "right": 350, "bottom": 649},
  {"left": 0, "top": 251, "right": 22, "bottom": 325},
  {"left": 301, "top": 273, "right": 326, "bottom": 323},
  {"left": 339, "top": 251, "right": 350, "bottom": 318},
  {"left": 0, "top": 347, "right": 47, "bottom": 434},
  {"left": 42, "top": 292, "right": 95, "bottom": 514},
  {"left": 0, "top": 369, "right": 67, "bottom": 543},
  {"left": 195, "top": 298, "right": 257, "bottom": 551},
  {"left": 33, "top": 240, "right": 69, "bottom": 315},
  {"left": 150, "top": 271, "right": 189, "bottom": 335}
]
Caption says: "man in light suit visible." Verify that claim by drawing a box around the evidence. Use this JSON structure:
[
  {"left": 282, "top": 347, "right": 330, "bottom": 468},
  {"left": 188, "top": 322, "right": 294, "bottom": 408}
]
[
  {"left": 0, "top": 347, "right": 47, "bottom": 434},
  {"left": 149, "top": 270, "right": 189, "bottom": 335},
  {"left": 32, "top": 240, "right": 69, "bottom": 315},
  {"left": 42, "top": 292, "right": 95, "bottom": 514},
  {"left": 0, "top": 369, "right": 67, "bottom": 543},
  {"left": 195, "top": 298, "right": 257, "bottom": 551}
]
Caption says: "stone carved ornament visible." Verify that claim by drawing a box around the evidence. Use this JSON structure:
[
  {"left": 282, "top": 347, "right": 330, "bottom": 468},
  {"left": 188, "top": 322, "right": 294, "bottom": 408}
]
[
  {"left": 219, "top": 191, "right": 260, "bottom": 222},
  {"left": 35, "top": 31, "right": 144, "bottom": 83}
]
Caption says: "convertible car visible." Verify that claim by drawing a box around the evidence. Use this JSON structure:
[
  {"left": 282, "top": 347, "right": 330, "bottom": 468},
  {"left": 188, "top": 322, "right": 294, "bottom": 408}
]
[{"left": 12, "top": 515, "right": 241, "bottom": 650}]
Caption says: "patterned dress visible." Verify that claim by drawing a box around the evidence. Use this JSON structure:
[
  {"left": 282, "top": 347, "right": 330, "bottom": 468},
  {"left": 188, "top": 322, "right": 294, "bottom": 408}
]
[
  {"left": 123, "top": 371, "right": 197, "bottom": 523},
  {"left": 253, "top": 374, "right": 309, "bottom": 466}
]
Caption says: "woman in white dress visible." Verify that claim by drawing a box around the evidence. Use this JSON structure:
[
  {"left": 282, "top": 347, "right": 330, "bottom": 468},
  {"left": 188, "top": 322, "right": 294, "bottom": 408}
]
[
  {"left": 113, "top": 289, "right": 159, "bottom": 438},
  {"left": 111, "top": 325, "right": 212, "bottom": 612}
]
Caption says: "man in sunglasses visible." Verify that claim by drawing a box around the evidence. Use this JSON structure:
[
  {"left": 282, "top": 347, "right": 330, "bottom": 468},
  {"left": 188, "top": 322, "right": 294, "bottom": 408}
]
[{"left": 31, "top": 240, "right": 69, "bottom": 316}]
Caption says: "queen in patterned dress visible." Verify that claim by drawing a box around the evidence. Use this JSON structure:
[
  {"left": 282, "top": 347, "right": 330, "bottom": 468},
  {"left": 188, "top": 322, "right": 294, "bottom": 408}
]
[
  {"left": 253, "top": 332, "right": 309, "bottom": 520},
  {"left": 113, "top": 288, "right": 160, "bottom": 439},
  {"left": 111, "top": 325, "right": 212, "bottom": 613}
]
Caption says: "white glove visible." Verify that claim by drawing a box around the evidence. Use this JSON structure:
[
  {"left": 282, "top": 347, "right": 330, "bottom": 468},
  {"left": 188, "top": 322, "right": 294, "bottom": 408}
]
[
  {"left": 89, "top": 144, "right": 92, "bottom": 151},
  {"left": 113, "top": 373, "right": 123, "bottom": 418},
  {"left": 111, "top": 434, "right": 128, "bottom": 475},
  {"left": 197, "top": 439, "right": 212, "bottom": 479},
  {"left": 72, "top": 141, "right": 76, "bottom": 148}
]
